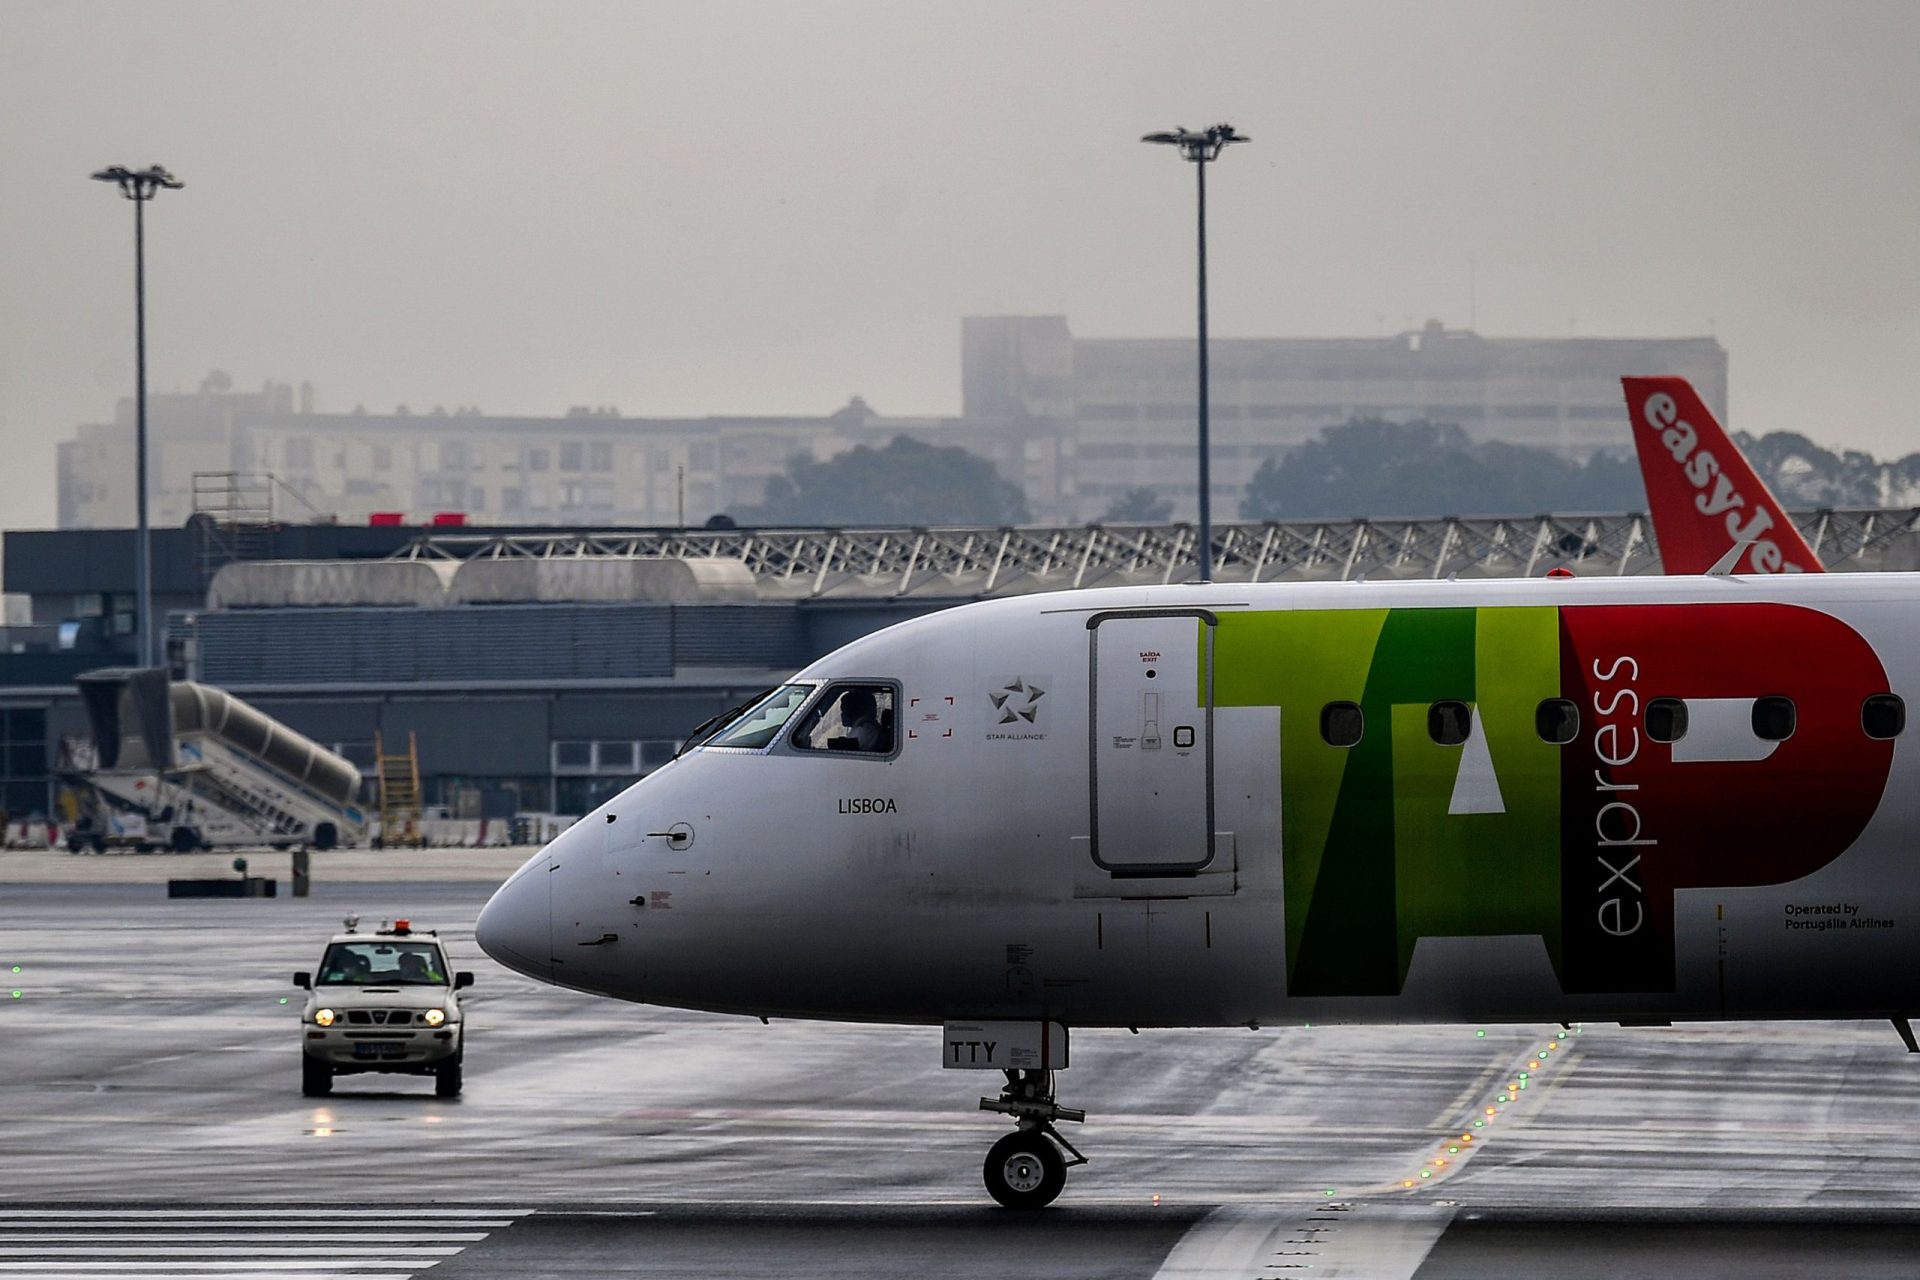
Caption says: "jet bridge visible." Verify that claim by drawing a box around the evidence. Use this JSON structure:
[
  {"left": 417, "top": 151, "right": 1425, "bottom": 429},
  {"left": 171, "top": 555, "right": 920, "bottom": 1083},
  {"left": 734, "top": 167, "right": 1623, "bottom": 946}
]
[{"left": 64, "top": 668, "right": 367, "bottom": 852}]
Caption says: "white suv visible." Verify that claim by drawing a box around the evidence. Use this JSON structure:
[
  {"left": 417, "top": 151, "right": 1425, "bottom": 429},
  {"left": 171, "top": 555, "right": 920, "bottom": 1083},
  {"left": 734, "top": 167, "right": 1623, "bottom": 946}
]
[{"left": 293, "top": 920, "right": 472, "bottom": 1097}]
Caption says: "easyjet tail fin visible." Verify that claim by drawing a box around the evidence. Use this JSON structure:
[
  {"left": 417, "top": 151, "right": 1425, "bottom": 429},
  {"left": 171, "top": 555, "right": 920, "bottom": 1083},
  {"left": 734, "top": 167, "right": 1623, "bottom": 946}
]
[{"left": 1621, "top": 376, "right": 1823, "bottom": 574}]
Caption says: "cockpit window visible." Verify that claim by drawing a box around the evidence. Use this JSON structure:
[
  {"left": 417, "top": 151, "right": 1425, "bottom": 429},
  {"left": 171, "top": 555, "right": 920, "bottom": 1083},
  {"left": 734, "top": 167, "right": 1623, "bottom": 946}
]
[
  {"left": 703, "top": 684, "right": 816, "bottom": 751},
  {"left": 791, "top": 683, "right": 896, "bottom": 754}
]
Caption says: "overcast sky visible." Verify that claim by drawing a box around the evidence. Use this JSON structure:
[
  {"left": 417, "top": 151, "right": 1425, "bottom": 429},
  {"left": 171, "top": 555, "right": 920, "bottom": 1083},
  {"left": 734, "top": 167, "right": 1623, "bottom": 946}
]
[{"left": 4, "top": 0, "right": 1918, "bottom": 529}]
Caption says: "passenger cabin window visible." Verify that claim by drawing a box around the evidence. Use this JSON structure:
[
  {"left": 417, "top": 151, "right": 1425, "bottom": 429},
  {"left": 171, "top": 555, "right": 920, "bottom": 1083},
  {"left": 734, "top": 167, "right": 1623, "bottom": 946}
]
[
  {"left": 1536, "top": 698, "right": 1579, "bottom": 745},
  {"left": 1752, "top": 696, "right": 1795, "bottom": 742},
  {"left": 792, "top": 684, "right": 895, "bottom": 754},
  {"left": 1863, "top": 694, "right": 1905, "bottom": 740},
  {"left": 1646, "top": 698, "right": 1688, "bottom": 743},
  {"left": 1320, "top": 702, "right": 1364, "bottom": 748},
  {"left": 704, "top": 684, "right": 816, "bottom": 751},
  {"left": 1428, "top": 701, "right": 1470, "bottom": 746}
]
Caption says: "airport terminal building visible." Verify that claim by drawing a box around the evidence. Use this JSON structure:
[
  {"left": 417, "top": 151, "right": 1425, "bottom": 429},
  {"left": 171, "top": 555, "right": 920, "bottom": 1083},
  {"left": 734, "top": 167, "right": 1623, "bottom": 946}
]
[
  {"left": 55, "top": 318, "right": 1727, "bottom": 531},
  {"left": 4, "top": 496, "right": 1918, "bottom": 829}
]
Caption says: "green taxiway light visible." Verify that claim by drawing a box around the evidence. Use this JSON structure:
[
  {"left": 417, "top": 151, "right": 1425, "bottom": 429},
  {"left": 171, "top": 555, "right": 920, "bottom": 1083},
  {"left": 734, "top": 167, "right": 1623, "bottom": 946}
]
[
  {"left": 1325, "top": 1189, "right": 1336, "bottom": 1196},
  {"left": 279, "top": 997, "right": 289, "bottom": 1004},
  {"left": 1420, "top": 1170, "right": 1432, "bottom": 1179},
  {"left": 9, "top": 966, "right": 18, "bottom": 974},
  {"left": 1475, "top": 1029, "right": 1486, "bottom": 1037},
  {"left": 10, "top": 991, "right": 19, "bottom": 999},
  {"left": 1473, "top": 1119, "right": 1484, "bottom": 1127}
]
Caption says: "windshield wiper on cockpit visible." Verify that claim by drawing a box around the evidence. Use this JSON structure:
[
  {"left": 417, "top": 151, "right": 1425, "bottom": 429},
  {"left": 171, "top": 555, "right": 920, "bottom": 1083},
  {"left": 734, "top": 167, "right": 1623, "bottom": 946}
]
[{"left": 675, "top": 688, "right": 775, "bottom": 759}]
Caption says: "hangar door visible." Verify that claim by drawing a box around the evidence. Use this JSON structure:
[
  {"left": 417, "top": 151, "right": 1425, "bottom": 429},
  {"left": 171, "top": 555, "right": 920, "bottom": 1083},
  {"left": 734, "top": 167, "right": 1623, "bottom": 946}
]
[{"left": 1088, "top": 610, "right": 1215, "bottom": 875}]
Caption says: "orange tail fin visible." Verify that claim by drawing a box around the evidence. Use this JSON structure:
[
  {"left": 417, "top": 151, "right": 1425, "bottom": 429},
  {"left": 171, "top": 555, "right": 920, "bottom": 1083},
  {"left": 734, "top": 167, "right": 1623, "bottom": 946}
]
[{"left": 1621, "top": 376, "right": 1823, "bottom": 574}]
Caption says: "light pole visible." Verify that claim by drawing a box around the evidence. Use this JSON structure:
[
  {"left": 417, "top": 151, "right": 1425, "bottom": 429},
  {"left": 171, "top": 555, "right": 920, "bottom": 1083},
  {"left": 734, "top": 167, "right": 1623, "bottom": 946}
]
[
  {"left": 1141, "top": 124, "right": 1247, "bottom": 583},
  {"left": 92, "top": 164, "right": 183, "bottom": 670}
]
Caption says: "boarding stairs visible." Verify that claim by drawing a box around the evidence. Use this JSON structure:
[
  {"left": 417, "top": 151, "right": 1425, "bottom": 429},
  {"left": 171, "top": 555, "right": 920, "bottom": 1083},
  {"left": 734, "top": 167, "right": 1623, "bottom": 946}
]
[{"left": 375, "top": 730, "right": 422, "bottom": 848}]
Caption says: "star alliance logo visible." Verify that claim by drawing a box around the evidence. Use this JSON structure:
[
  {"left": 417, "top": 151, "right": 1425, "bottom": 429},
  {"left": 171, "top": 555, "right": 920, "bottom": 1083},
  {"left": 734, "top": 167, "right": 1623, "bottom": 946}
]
[{"left": 987, "top": 676, "right": 1048, "bottom": 740}]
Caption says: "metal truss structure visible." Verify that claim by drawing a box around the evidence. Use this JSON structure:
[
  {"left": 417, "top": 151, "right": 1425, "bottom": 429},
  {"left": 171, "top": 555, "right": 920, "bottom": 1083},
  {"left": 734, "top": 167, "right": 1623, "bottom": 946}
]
[{"left": 391, "top": 508, "right": 1920, "bottom": 600}]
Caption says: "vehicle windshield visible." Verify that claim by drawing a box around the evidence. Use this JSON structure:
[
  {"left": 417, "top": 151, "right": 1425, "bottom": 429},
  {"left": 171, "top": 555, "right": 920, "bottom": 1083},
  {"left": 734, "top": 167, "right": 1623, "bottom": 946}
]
[
  {"left": 702, "top": 683, "right": 817, "bottom": 751},
  {"left": 316, "top": 940, "right": 448, "bottom": 986}
]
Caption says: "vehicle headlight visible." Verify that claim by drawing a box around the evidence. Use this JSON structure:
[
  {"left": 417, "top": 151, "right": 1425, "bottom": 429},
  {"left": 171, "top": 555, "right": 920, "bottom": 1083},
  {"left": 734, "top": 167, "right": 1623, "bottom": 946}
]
[
  {"left": 423, "top": 1008, "right": 446, "bottom": 1027},
  {"left": 313, "top": 1008, "right": 336, "bottom": 1027}
]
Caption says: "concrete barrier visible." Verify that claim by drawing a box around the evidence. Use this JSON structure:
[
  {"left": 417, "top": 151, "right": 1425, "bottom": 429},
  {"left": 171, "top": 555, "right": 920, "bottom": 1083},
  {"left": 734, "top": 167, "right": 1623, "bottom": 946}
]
[{"left": 167, "top": 877, "right": 278, "bottom": 898}]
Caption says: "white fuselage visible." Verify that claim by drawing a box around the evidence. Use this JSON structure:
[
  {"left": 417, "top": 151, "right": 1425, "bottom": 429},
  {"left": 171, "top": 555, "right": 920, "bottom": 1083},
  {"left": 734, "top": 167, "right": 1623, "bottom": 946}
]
[{"left": 479, "top": 572, "right": 1920, "bottom": 1030}]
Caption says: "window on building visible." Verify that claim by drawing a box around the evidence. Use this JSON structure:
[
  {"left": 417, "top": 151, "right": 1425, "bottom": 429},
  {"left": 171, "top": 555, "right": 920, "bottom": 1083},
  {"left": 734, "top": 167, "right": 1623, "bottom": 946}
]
[
  {"left": 527, "top": 448, "right": 550, "bottom": 472},
  {"left": 442, "top": 441, "right": 470, "bottom": 471},
  {"left": 588, "top": 442, "right": 613, "bottom": 472},
  {"left": 501, "top": 488, "right": 525, "bottom": 515},
  {"left": 1646, "top": 698, "right": 1688, "bottom": 743},
  {"left": 1319, "top": 702, "right": 1363, "bottom": 747},
  {"left": 596, "top": 741, "right": 635, "bottom": 771},
  {"left": 560, "top": 442, "right": 584, "bottom": 471},
  {"left": 553, "top": 741, "right": 593, "bottom": 771},
  {"left": 1863, "top": 694, "right": 1905, "bottom": 740},
  {"left": 1428, "top": 701, "right": 1470, "bottom": 746},
  {"left": 373, "top": 445, "right": 392, "bottom": 471},
  {"left": 1751, "top": 696, "right": 1795, "bottom": 742},
  {"left": 1536, "top": 699, "right": 1579, "bottom": 745},
  {"left": 689, "top": 443, "right": 717, "bottom": 472}
]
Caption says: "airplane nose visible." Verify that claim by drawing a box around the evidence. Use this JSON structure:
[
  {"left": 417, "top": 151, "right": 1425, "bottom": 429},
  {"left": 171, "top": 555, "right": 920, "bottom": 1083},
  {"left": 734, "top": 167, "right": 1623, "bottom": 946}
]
[{"left": 476, "top": 851, "right": 554, "bottom": 983}]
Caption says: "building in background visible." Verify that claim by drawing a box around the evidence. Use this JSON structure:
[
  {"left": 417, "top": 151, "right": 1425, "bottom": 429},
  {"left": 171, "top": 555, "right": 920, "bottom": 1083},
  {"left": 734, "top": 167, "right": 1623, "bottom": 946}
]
[
  {"left": 963, "top": 316, "right": 1728, "bottom": 523},
  {"left": 58, "top": 375, "right": 944, "bottom": 530},
  {"left": 55, "top": 319, "right": 1725, "bottom": 531}
]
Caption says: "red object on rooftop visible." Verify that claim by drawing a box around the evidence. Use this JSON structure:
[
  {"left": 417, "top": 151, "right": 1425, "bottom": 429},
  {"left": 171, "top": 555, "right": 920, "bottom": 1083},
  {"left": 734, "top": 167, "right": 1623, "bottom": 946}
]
[
  {"left": 1546, "top": 567, "right": 1576, "bottom": 579},
  {"left": 369, "top": 512, "right": 405, "bottom": 526},
  {"left": 431, "top": 512, "right": 468, "bottom": 527}
]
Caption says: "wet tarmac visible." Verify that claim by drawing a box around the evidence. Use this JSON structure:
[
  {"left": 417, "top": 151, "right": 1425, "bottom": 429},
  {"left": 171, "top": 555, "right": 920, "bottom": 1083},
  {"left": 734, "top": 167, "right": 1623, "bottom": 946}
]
[{"left": 4, "top": 866, "right": 1920, "bottom": 1276}]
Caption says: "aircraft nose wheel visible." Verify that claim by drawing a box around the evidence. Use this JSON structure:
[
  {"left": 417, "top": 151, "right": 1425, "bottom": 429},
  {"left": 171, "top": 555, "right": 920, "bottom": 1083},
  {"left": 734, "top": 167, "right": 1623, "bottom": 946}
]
[
  {"left": 978, "top": 1069, "right": 1086, "bottom": 1209},
  {"left": 984, "top": 1131, "right": 1066, "bottom": 1209}
]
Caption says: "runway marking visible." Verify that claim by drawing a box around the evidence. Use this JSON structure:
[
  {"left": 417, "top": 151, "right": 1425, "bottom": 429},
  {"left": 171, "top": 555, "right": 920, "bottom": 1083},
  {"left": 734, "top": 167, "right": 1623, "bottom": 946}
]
[
  {"left": 1152, "top": 1202, "right": 1454, "bottom": 1278},
  {"left": 0, "top": 1236, "right": 491, "bottom": 1243},
  {"left": 0, "top": 1211, "right": 531, "bottom": 1219},
  {"left": 0, "top": 1206, "right": 532, "bottom": 1279},
  {"left": 0, "top": 1248, "right": 466, "bottom": 1256}
]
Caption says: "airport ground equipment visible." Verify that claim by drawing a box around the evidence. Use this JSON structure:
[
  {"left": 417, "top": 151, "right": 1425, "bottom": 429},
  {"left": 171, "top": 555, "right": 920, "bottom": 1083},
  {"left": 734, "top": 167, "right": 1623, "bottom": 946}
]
[
  {"left": 64, "top": 668, "right": 366, "bottom": 852},
  {"left": 374, "top": 730, "right": 422, "bottom": 847},
  {"left": 294, "top": 918, "right": 472, "bottom": 1097}
]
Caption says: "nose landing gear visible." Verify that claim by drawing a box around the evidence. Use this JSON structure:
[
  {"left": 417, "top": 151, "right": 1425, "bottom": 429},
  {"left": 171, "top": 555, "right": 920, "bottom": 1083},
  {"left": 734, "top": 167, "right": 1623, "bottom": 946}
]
[{"left": 978, "top": 1069, "right": 1086, "bottom": 1209}]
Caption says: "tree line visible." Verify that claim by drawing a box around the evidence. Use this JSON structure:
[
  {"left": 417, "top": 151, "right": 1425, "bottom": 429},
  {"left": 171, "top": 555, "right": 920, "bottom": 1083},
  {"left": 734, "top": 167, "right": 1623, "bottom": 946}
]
[{"left": 727, "top": 420, "right": 1920, "bottom": 527}]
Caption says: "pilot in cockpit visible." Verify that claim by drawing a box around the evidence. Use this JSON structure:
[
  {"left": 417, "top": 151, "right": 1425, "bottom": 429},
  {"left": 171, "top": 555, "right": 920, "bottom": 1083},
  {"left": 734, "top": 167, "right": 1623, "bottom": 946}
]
[{"left": 832, "top": 688, "right": 886, "bottom": 752}]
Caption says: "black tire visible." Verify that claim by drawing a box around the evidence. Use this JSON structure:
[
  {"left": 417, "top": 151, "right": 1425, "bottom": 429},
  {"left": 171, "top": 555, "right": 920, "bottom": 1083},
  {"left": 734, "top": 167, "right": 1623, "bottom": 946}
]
[
  {"left": 89, "top": 835, "right": 106, "bottom": 853},
  {"left": 312, "top": 823, "right": 338, "bottom": 852},
  {"left": 169, "top": 826, "right": 199, "bottom": 854},
  {"left": 301, "top": 1055, "right": 333, "bottom": 1097},
  {"left": 66, "top": 835, "right": 84, "bottom": 854},
  {"left": 983, "top": 1131, "right": 1066, "bottom": 1209},
  {"left": 434, "top": 1057, "right": 463, "bottom": 1098}
]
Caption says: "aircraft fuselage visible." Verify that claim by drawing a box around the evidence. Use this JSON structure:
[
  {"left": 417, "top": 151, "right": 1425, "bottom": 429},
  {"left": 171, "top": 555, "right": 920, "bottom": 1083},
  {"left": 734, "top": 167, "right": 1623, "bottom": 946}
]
[{"left": 479, "top": 572, "right": 1918, "bottom": 1032}]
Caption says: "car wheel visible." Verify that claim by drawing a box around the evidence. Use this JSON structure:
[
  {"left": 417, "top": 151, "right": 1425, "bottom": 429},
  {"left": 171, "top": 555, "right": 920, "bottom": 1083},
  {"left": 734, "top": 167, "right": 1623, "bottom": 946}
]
[
  {"left": 301, "top": 1055, "right": 333, "bottom": 1097},
  {"left": 434, "top": 1058, "right": 462, "bottom": 1098}
]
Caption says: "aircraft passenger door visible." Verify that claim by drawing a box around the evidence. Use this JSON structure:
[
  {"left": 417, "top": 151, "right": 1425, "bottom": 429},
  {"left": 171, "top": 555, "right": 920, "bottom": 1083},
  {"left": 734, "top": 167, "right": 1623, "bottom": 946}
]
[{"left": 1088, "top": 610, "right": 1215, "bottom": 875}]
